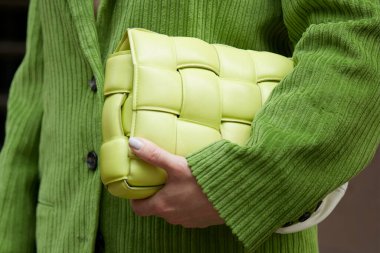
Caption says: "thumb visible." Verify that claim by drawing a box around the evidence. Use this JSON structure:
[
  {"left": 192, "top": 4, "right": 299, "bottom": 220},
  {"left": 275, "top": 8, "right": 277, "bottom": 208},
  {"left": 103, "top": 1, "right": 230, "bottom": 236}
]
[{"left": 129, "top": 137, "right": 185, "bottom": 175}]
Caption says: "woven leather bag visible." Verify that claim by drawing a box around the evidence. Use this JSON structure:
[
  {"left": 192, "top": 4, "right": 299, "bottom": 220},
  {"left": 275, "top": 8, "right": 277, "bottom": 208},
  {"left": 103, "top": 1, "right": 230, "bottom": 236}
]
[{"left": 100, "top": 28, "right": 348, "bottom": 233}]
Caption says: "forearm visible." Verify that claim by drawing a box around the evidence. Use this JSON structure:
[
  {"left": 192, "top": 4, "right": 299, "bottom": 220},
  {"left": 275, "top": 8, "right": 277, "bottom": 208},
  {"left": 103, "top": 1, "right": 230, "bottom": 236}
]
[
  {"left": 187, "top": 0, "right": 380, "bottom": 251},
  {"left": 0, "top": 0, "right": 44, "bottom": 251}
]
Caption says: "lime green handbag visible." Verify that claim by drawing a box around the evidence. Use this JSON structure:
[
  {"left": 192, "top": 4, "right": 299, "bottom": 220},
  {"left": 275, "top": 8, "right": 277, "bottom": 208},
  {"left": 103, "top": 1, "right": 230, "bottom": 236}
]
[
  {"left": 100, "top": 28, "right": 347, "bottom": 233},
  {"left": 100, "top": 28, "right": 293, "bottom": 199}
]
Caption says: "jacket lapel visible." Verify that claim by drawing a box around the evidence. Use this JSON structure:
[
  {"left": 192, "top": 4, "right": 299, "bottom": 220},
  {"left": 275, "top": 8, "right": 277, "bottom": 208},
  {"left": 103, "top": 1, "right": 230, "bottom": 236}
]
[{"left": 66, "top": 0, "right": 104, "bottom": 83}]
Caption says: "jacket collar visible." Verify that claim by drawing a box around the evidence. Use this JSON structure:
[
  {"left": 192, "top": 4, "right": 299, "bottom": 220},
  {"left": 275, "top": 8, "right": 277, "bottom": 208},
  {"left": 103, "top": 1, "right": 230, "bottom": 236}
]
[{"left": 66, "top": 0, "right": 104, "bottom": 83}]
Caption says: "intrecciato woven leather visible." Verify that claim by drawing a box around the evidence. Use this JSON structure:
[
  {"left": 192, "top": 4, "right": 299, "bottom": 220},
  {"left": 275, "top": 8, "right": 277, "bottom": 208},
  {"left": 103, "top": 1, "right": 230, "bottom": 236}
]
[
  {"left": 100, "top": 28, "right": 348, "bottom": 233},
  {"left": 100, "top": 28, "right": 294, "bottom": 198}
]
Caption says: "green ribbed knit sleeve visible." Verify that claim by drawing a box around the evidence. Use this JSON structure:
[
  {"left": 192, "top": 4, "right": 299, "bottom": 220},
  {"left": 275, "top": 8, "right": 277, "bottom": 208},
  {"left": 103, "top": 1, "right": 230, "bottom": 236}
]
[
  {"left": 0, "top": 0, "right": 43, "bottom": 251},
  {"left": 187, "top": 0, "right": 380, "bottom": 251}
]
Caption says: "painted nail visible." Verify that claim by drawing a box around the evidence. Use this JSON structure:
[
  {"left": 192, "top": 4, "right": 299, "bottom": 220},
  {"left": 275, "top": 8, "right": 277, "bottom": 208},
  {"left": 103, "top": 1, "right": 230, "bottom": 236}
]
[{"left": 129, "top": 137, "right": 143, "bottom": 150}]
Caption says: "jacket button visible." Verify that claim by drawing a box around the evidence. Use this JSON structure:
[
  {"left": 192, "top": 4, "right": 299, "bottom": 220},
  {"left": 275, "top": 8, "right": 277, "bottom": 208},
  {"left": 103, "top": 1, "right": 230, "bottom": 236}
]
[
  {"left": 89, "top": 76, "right": 97, "bottom": 92},
  {"left": 95, "top": 231, "right": 105, "bottom": 252},
  {"left": 282, "top": 221, "right": 294, "bottom": 228},
  {"left": 298, "top": 212, "right": 312, "bottom": 222},
  {"left": 86, "top": 151, "right": 98, "bottom": 171}
]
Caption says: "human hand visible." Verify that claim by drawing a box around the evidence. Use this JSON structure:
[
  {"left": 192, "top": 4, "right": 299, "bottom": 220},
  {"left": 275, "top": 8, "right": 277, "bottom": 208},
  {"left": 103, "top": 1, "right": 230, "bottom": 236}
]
[{"left": 128, "top": 137, "right": 225, "bottom": 228}]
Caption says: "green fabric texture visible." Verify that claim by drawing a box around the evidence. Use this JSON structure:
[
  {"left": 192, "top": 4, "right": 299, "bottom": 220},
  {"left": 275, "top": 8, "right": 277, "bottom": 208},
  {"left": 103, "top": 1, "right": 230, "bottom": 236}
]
[{"left": 0, "top": 0, "right": 379, "bottom": 252}]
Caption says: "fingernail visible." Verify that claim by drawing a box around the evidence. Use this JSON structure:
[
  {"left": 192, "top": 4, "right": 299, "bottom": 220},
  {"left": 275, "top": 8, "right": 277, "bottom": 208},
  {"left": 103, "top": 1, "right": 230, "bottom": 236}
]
[{"left": 129, "top": 137, "right": 143, "bottom": 150}]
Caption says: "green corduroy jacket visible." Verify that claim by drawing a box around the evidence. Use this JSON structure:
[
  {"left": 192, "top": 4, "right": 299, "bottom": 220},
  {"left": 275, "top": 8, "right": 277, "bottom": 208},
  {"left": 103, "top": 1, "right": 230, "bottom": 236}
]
[{"left": 0, "top": 0, "right": 379, "bottom": 252}]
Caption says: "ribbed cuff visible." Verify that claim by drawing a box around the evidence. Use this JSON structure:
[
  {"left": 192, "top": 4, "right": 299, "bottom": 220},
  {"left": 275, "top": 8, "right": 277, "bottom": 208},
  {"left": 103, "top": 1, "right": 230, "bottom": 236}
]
[{"left": 187, "top": 139, "right": 322, "bottom": 251}]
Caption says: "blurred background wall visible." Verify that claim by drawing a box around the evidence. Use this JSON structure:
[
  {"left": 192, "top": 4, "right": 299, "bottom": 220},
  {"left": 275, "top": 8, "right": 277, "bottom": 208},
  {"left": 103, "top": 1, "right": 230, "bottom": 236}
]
[
  {"left": 0, "top": 1, "right": 379, "bottom": 252},
  {"left": 319, "top": 147, "right": 380, "bottom": 253},
  {"left": 0, "top": 0, "right": 27, "bottom": 141}
]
